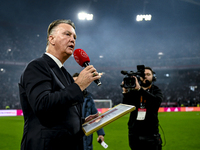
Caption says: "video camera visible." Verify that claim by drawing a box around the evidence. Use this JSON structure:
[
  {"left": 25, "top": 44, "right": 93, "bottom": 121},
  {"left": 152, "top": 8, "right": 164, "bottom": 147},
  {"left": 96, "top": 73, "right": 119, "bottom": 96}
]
[{"left": 121, "top": 65, "right": 145, "bottom": 89}]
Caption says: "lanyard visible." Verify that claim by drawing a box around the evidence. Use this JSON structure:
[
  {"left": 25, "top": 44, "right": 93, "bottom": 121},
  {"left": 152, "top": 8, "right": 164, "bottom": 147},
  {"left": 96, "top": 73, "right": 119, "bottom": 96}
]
[
  {"left": 140, "top": 96, "right": 146, "bottom": 108},
  {"left": 137, "top": 96, "right": 147, "bottom": 120},
  {"left": 139, "top": 86, "right": 152, "bottom": 108}
]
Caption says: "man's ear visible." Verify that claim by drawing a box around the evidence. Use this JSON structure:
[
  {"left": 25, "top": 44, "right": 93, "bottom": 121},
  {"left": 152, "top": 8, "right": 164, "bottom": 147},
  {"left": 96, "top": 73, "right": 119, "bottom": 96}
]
[{"left": 48, "top": 35, "right": 55, "bottom": 45}]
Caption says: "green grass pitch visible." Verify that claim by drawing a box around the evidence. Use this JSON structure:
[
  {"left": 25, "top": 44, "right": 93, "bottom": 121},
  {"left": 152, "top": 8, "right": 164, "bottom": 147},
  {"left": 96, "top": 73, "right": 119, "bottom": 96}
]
[{"left": 0, "top": 111, "right": 200, "bottom": 150}]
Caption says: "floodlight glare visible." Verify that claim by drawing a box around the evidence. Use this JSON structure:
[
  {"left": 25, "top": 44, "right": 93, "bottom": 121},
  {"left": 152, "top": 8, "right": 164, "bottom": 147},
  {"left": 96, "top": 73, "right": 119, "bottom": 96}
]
[
  {"left": 86, "top": 14, "right": 93, "bottom": 20},
  {"left": 136, "top": 14, "right": 152, "bottom": 22},
  {"left": 136, "top": 15, "right": 143, "bottom": 22},
  {"left": 144, "top": 14, "right": 152, "bottom": 21},
  {"left": 78, "top": 12, "right": 87, "bottom": 20},
  {"left": 158, "top": 52, "right": 164, "bottom": 56},
  {"left": 78, "top": 12, "right": 93, "bottom": 20},
  {"left": 99, "top": 55, "right": 103, "bottom": 58}
]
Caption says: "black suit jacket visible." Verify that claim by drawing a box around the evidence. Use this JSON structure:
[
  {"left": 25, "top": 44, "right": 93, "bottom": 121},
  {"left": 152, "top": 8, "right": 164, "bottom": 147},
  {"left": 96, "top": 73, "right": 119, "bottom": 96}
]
[{"left": 19, "top": 54, "right": 84, "bottom": 150}]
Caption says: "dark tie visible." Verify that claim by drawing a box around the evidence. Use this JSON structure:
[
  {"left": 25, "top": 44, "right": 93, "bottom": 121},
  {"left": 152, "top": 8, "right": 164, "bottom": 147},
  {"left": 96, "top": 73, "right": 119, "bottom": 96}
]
[{"left": 60, "top": 66, "right": 71, "bottom": 84}]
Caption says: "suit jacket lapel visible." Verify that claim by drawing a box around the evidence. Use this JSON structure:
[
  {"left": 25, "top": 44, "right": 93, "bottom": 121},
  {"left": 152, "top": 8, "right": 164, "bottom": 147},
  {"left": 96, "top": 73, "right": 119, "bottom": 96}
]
[
  {"left": 52, "top": 67, "right": 70, "bottom": 85},
  {"left": 42, "top": 54, "right": 69, "bottom": 87}
]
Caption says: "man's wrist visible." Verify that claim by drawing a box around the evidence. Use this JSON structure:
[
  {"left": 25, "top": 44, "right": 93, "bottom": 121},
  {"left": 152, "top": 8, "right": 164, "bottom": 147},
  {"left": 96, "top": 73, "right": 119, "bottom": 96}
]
[{"left": 137, "top": 87, "right": 141, "bottom": 91}]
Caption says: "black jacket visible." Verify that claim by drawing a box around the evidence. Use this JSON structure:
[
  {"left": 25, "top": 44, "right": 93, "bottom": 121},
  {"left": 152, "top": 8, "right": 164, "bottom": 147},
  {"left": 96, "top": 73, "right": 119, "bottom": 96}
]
[
  {"left": 19, "top": 54, "right": 84, "bottom": 150},
  {"left": 123, "top": 85, "right": 163, "bottom": 136}
]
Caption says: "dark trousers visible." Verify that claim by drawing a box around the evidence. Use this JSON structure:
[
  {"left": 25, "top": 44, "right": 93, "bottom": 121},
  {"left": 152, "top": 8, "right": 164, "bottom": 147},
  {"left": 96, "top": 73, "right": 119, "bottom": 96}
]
[{"left": 129, "top": 133, "right": 162, "bottom": 150}]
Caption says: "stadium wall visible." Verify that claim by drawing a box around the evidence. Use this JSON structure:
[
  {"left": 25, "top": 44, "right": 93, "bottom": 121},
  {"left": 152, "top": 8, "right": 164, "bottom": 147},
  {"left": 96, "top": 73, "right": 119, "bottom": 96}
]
[
  {"left": 0, "top": 107, "right": 200, "bottom": 116},
  {"left": 97, "top": 107, "right": 200, "bottom": 114}
]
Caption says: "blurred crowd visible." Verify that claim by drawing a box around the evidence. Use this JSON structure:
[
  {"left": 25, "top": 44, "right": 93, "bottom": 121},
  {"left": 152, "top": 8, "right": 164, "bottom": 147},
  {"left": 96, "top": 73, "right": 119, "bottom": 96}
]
[
  {"left": 1, "top": 65, "right": 200, "bottom": 109},
  {"left": 0, "top": 67, "right": 21, "bottom": 109}
]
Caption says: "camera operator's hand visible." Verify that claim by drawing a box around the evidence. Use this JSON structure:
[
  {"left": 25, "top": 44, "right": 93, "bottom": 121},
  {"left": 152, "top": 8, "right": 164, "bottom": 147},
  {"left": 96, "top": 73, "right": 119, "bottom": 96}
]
[
  {"left": 133, "top": 76, "right": 141, "bottom": 91},
  {"left": 121, "top": 81, "right": 128, "bottom": 93}
]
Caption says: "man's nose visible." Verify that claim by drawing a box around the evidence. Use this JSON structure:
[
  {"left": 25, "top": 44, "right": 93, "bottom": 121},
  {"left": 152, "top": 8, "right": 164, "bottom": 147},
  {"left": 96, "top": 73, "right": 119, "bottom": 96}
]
[{"left": 69, "top": 36, "right": 75, "bottom": 43}]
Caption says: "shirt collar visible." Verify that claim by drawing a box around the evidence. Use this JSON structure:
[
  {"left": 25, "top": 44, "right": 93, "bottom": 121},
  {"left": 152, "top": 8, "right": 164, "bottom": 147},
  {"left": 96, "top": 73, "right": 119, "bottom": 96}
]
[{"left": 45, "top": 52, "right": 63, "bottom": 68}]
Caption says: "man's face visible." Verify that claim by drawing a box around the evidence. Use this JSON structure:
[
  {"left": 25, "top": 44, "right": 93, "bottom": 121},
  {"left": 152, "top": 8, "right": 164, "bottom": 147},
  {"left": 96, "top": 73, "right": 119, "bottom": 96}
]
[
  {"left": 141, "top": 69, "right": 153, "bottom": 87},
  {"left": 52, "top": 23, "right": 76, "bottom": 58}
]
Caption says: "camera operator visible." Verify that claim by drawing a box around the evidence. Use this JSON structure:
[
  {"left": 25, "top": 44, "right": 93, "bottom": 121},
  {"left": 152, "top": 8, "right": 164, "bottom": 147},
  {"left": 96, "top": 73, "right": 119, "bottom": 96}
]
[{"left": 122, "top": 66, "right": 163, "bottom": 150}]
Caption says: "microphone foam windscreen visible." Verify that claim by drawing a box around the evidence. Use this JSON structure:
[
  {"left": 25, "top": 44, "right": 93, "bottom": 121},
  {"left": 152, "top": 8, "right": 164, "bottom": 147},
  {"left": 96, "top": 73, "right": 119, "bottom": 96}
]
[{"left": 73, "top": 49, "right": 90, "bottom": 67}]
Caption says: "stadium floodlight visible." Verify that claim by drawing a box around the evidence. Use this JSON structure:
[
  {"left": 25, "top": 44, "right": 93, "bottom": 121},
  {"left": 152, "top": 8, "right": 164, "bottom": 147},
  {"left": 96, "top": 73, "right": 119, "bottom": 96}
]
[
  {"left": 78, "top": 12, "right": 93, "bottom": 20},
  {"left": 136, "top": 14, "right": 152, "bottom": 22},
  {"left": 99, "top": 55, "right": 103, "bottom": 58},
  {"left": 0, "top": 68, "right": 5, "bottom": 73},
  {"left": 158, "top": 52, "right": 164, "bottom": 56},
  {"left": 158, "top": 52, "right": 164, "bottom": 59},
  {"left": 86, "top": 14, "right": 93, "bottom": 20},
  {"left": 165, "top": 74, "right": 170, "bottom": 77},
  {"left": 144, "top": 14, "right": 152, "bottom": 21},
  {"left": 136, "top": 15, "right": 143, "bottom": 22}
]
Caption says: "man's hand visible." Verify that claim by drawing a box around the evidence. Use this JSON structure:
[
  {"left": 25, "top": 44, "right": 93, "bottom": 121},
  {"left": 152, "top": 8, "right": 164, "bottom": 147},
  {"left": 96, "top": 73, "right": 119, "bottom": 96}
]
[
  {"left": 121, "top": 81, "right": 128, "bottom": 93},
  {"left": 97, "top": 135, "right": 104, "bottom": 142},
  {"left": 121, "top": 77, "right": 141, "bottom": 93},
  {"left": 75, "top": 65, "right": 101, "bottom": 91},
  {"left": 84, "top": 112, "right": 99, "bottom": 123},
  {"left": 133, "top": 76, "right": 141, "bottom": 91}
]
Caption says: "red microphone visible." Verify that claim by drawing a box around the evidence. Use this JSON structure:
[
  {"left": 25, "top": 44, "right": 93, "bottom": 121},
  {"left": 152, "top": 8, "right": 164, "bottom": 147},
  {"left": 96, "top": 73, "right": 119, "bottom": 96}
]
[{"left": 73, "top": 48, "right": 101, "bottom": 86}]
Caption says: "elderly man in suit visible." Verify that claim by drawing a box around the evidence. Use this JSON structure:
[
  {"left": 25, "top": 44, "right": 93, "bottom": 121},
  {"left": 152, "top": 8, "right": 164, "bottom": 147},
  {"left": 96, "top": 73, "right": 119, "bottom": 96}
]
[{"left": 18, "top": 19, "right": 101, "bottom": 150}]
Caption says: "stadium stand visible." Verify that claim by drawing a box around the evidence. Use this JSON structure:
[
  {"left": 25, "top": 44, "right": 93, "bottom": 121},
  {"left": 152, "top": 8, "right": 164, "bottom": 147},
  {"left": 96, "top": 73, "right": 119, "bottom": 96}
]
[{"left": 0, "top": 25, "right": 200, "bottom": 109}]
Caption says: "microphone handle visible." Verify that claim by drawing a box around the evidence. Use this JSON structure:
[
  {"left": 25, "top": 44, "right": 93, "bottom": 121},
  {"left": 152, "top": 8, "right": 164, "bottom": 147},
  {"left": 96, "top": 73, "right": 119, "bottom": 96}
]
[{"left": 83, "top": 62, "right": 101, "bottom": 86}]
